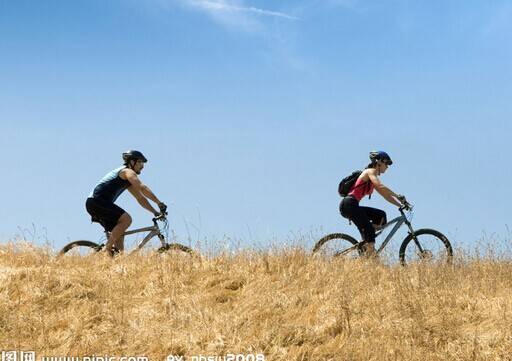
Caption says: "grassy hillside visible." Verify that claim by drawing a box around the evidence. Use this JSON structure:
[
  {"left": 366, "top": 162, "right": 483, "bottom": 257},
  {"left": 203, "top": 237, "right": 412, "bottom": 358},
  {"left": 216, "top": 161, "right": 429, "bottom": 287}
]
[{"left": 1, "top": 242, "right": 512, "bottom": 360}]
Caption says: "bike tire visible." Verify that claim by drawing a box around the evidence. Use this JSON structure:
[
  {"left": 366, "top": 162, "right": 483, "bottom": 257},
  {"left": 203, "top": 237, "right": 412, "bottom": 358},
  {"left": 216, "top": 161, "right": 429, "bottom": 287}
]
[
  {"left": 312, "top": 233, "right": 361, "bottom": 258},
  {"left": 399, "top": 228, "right": 453, "bottom": 266},
  {"left": 158, "top": 242, "right": 194, "bottom": 255},
  {"left": 59, "top": 240, "right": 102, "bottom": 256}
]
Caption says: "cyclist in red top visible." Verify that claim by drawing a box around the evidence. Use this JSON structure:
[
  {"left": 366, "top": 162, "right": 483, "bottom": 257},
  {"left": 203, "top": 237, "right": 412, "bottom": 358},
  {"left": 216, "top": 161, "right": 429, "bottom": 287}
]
[{"left": 340, "top": 151, "right": 405, "bottom": 255}]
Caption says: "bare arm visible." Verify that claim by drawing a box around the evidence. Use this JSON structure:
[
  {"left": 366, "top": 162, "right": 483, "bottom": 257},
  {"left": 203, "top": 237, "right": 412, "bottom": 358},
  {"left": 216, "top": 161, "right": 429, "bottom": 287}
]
[
  {"left": 367, "top": 169, "right": 402, "bottom": 207},
  {"left": 141, "top": 184, "right": 161, "bottom": 204},
  {"left": 122, "top": 169, "right": 159, "bottom": 215},
  {"left": 141, "top": 183, "right": 167, "bottom": 214}
]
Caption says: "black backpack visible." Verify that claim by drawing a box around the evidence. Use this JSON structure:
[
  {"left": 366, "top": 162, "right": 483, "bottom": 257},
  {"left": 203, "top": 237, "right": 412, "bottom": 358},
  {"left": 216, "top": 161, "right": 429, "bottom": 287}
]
[{"left": 338, "top": 170, "right": 362, "bottom": 197}]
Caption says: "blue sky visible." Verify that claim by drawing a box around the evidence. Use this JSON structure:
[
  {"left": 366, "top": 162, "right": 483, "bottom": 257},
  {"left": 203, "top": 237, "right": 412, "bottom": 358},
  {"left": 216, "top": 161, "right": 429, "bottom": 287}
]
[{"left": 1, "top": 0, "right": 511, "bottom": 251}]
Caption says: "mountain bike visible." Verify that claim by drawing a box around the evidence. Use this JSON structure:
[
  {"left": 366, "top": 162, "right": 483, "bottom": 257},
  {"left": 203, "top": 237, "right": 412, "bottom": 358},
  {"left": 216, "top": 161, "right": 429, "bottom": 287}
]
[
  {"left": 59, "top": 213, "right": 194, "bottom": 256},
  {"left": 312, "top": 199, "right": 453, "bottom": 265}
]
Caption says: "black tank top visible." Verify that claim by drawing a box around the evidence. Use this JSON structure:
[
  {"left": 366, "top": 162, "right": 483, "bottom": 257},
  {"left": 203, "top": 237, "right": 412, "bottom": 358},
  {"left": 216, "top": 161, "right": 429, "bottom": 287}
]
[{"left": 89, "top": 166, "right": 131, "bottom": 203}]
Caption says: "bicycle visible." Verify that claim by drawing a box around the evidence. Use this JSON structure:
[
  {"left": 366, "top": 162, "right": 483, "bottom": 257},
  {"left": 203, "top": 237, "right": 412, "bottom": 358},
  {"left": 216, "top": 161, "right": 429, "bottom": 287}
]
[
  {"left": 59, "top": 213, "right": 194, "bottom": 256},
  {"left": 312, "top": 199, "right": 453, "bottom": 265}
]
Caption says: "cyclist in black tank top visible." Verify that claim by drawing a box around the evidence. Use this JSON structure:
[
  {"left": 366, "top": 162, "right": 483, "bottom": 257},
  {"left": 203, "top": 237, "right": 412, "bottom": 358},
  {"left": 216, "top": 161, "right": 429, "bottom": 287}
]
[{"left": 85, "top": 150, "right": 168, "bottom": 255}]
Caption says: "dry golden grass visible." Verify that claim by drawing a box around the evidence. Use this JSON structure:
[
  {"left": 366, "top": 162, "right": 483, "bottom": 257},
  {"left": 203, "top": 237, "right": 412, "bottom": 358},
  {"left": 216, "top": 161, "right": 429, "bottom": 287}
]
[{"left": 1, "top": 242, "right": 512, "bottom": 361}]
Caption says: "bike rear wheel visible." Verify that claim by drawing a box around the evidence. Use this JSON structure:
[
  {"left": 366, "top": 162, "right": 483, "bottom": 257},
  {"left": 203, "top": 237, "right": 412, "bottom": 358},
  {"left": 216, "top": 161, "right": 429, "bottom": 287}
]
[
  {"left": 399, "top": 228, "right": 453, "bottom": 266},
  {"left": 312, "top": 233, "right": 362, "bottom": 258},
  {"left": 59, "top": 240, "right": 102, "bottom": 256}
]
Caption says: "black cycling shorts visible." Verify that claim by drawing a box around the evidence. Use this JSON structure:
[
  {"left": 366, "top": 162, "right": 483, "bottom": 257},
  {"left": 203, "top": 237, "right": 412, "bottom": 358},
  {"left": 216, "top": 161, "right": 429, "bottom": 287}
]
[
  {"left": 340, "top": 195, "right": 387, "bottom": 244},
  {"left": 86, "top": 197, "right": 126, "bottom": 232}
]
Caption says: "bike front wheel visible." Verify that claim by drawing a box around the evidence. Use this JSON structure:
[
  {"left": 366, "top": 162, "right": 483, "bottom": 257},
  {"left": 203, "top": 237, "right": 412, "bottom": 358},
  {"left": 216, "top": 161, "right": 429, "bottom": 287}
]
[
  {"left": 59, "top": 240, "right": 102, "bottom": 256},
  {"left": 399, "top": 229, "right": 453, "bottom": 266},
  {"left": 158, "top": 242, "right": 195, "bottom": 256},
  {"left": 312, "top": 233, "right": 362, "bottom": 259}
]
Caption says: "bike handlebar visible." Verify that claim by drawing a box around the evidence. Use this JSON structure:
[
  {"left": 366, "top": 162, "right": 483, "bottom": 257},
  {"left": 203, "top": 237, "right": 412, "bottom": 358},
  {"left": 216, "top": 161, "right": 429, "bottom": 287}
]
[
  {"left": 399, "top": 204, "right": 412, "bottom": 212},
  {"left": 399, "top": 201, "right": 413, "bottom": 212},
  {"left": 397, "top": 195, "right": 413, "bottom": 212},
  {"left": 152, "top": 211, "right": 168, "bottom": 224}
]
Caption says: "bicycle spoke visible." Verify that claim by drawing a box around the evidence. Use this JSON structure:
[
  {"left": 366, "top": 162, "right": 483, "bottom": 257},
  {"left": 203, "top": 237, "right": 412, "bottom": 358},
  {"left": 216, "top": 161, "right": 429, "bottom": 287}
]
[
  {"left": 401, "top": 231, "right": 452, "bottom": 265},
  {"left": 313, "top": 234, "right": 360, "bottom": 259}
]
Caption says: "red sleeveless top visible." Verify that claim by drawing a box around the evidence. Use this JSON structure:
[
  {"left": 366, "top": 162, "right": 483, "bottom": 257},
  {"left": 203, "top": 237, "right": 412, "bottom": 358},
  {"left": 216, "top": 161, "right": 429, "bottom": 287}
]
[{"left": 348, "top": 176, "right": 374, "bottom": 202}]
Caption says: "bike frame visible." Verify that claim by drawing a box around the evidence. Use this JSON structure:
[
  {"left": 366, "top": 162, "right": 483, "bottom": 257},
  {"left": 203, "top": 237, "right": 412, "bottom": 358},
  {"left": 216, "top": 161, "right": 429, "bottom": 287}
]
[
  {"left": 103, "top": 218, "right": 167, "bottom": 251},
  {"left": 336, "top": 208, "right": 417, "bottom": 257},
  {"left": 375, "top": 208, "right": 418, "bottom": 254},
  {"left": 375, "top": 214, "right": 405, "bottom": 253}
]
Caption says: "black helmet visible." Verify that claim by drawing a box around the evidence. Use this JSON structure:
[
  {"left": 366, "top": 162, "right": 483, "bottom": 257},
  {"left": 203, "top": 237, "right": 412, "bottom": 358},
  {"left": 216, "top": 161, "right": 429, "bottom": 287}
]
[
  {"left": 369, "top": 150, "right": 393, "bottom": 165},
  {"left": 122, "top": 150, "right": 147, "bottom": 164}
]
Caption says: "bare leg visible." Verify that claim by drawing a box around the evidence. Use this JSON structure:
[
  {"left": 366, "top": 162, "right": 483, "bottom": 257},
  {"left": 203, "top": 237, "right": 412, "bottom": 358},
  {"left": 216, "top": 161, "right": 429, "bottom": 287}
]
[
  {"left": 366, "top": 216, "right": 384, "bottom": 258},
  {"left": 114, "top": 236, "right": 125, "bottom": 252},
  {"left": 104, "top": 213, "right": 132, "bottom": 254},
  {"left": 363, "top": 242, "right": 377, "bottom": 258}
]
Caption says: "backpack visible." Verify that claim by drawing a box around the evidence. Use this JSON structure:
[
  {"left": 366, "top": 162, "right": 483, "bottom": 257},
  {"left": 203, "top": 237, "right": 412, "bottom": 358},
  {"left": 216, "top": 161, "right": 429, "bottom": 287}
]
[
  {"left": 338, "top": 170, "right": 372, "bottom": 198},
  {"left": 338, "top": 170, "right": 362, "bottom": 197}
]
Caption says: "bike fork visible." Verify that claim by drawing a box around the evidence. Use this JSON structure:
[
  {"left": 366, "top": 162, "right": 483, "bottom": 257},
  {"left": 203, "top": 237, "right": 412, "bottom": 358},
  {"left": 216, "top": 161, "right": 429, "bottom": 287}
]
[
  {"left": 158, "top": 234, "right": 167, "bottom": 246},
  {"left": 406, "top": 221, "right": 425, "bottom": 254}
]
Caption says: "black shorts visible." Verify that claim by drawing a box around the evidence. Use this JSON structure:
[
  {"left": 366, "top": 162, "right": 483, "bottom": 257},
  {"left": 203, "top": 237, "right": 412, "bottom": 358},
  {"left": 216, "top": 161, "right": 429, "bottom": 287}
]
[
  {"left": 340, "top": 196, "right": 387, "bottom": 244},
  {"left": 86, "top": 197, "right": 126, "bottom": 232}
]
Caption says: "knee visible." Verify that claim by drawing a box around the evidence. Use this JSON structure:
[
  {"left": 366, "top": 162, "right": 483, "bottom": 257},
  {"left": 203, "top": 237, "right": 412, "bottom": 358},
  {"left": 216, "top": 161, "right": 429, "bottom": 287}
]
[
  {"left": 119, "top": 213, "right": 132, "bottom": 227},
  {"left": 379, "top": 210, "right": 387, "bottom": 225}
]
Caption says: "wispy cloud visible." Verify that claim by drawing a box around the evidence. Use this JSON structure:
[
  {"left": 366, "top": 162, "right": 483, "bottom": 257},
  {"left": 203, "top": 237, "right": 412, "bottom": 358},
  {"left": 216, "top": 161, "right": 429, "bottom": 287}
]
[
  {"left": 189, "top": 0, "right": 300, "bottom": 21},
  {"left": 149, "top": 0, "right": 306, "bottom": 70},
  {"left": 171, "top": 0, "right": 300, "bottom": 35}
]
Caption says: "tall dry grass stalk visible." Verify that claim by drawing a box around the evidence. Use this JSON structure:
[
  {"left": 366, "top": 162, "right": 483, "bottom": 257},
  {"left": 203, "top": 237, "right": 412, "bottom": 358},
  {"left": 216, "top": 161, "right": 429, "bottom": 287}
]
[{"left": 1, "top": 241, "right": 512, "bottom": 360}]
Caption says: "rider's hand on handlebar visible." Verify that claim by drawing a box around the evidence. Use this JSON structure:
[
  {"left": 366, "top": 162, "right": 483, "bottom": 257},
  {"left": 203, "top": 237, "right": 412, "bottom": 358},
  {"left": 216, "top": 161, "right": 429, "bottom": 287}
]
[
  {"left": 153, "top": 212, "right": 167, "bottom": 221},
  {"left": 397, "top": 194, "right": 411, "bottom": 211},
  {"left": 401, "top": 203, "right": 411, "bottom": 211},
  {"left": 396, "top": 194, "right": 407, "bottom": 203},
  {"left": 158, "top": 202, "right": 167, "bottom": 213}
]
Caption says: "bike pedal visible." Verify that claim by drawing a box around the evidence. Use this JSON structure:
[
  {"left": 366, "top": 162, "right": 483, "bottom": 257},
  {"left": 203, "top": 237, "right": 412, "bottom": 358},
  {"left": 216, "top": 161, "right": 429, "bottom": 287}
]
[{"left": 107, "top": 246, "right": 121, "bottom": 257}]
